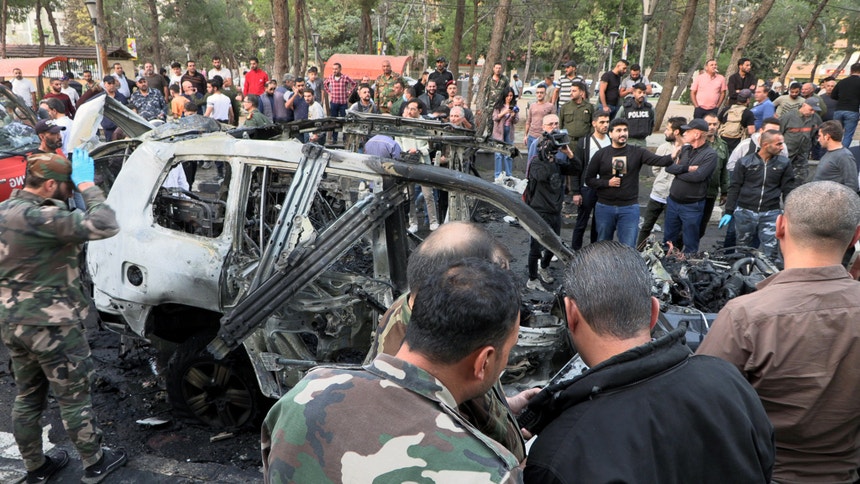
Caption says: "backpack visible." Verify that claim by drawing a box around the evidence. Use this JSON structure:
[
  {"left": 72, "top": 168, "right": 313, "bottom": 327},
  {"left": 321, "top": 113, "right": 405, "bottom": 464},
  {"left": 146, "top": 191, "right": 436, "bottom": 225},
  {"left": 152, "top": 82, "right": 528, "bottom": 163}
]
[{"left": 718, "top": 105, "right": 747, "bottom": 140}]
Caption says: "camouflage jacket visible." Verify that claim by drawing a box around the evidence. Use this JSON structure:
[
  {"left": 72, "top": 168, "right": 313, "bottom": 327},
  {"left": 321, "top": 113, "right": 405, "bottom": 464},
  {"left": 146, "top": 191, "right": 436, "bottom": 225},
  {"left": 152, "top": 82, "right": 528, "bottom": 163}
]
[
  {"left": 375, "top": 72, "right": 404, "bottom": 109},
  {"left": 367, "top": 292, "right": 527, "bottom": 461},
  {"left": 484, "top": 75, "right": 510, "bottom": 108},
  {"left": 261, "top": 353, "right": 523, "bottom": 483},
  {"left": 0, "top": 187, "right": 119, "bottom": 326}
]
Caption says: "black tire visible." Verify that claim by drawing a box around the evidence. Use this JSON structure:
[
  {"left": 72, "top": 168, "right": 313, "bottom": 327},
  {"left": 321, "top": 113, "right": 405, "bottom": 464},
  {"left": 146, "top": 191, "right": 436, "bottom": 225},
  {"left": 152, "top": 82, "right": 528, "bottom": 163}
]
[{"left": 166, "top": 334, "right": 265, "bottom": 429}]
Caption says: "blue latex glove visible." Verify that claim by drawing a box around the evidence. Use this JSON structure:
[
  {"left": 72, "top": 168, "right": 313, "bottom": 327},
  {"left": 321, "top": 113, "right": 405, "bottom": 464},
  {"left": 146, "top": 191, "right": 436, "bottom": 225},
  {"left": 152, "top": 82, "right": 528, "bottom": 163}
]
[
  {"left": 71, "top": 147, "right": 95, "bottom": 186},
  {"left": 718, "top": 214, "right": 732, "bottom": 229}
]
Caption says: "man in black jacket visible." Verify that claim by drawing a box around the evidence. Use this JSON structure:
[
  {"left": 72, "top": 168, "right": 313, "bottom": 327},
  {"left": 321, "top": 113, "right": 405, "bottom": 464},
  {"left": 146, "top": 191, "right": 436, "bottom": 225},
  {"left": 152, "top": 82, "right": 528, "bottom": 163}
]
[
  {"left": 523, "top": 241, "right": 774, "bottom": 483},
  {"left": 615, "top": 83, "right": 654, "bottom": 147},
  {"left": 718, "top": 129, "right": 795, "bottom": 263},
  {"left": 525, "top": 130, "right": 576, "bottom": 292},
  {"left": 586, "top": 118, "right": 677, "bottom": 248},
  {"left": 663, "top": 118, "right": 718, "bottom": 254}
]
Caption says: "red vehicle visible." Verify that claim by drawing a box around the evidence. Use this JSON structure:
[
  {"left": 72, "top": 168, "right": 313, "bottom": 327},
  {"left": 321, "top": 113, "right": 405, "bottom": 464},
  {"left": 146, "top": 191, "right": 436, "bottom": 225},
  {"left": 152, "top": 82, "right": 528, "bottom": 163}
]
[{"left": 0, "top": 85, "right": 40, "bottom": 201}]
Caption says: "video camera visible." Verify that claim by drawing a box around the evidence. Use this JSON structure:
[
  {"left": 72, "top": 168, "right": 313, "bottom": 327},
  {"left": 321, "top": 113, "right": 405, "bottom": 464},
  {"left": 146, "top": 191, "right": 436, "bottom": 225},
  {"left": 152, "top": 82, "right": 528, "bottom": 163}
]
[{"left": 537, "top": 129, "right": 571, "bottom": 164}]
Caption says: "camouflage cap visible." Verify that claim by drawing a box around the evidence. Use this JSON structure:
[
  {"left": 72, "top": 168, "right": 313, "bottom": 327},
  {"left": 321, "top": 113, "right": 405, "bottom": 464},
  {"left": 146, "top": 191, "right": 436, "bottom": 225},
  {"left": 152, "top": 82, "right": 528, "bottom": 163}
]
[{"left": 26, "top": 152, "right": 72, "bottom": 182}]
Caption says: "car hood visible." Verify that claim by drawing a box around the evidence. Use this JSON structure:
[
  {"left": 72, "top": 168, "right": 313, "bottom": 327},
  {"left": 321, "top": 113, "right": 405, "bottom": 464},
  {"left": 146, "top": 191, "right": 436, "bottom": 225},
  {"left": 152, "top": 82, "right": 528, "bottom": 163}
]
[{"left": 68, "top": 93, "right": 154, "bottom": 150}]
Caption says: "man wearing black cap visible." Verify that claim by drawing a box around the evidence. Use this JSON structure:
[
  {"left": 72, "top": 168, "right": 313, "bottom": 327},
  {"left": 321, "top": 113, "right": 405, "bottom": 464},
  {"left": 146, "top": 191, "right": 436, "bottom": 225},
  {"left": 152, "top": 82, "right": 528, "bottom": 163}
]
[
  {"left": 663, "top": 118, "right": 718, "bottom": 254},
  {"left": 773, "top": 82, "right": 805, "bottom": 118},
  {"left": 428, "top": 56, "right": 454, "bottom": 90},
  {"left": 781, "top": 98, "right": 823, "bottom": 184},
  {"left": 552, "top": 61, "right": 584, "bottom": 108},
  {"left": 0, "top": 148, "right": 128, "bottom": 483},
  {"left": 33, "top": 118, "right": 66, "bottom": 155}
]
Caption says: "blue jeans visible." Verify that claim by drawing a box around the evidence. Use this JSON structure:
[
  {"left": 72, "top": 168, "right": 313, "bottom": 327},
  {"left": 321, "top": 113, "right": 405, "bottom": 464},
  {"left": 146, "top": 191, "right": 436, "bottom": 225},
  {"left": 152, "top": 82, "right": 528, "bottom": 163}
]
[
  {"left": 494, "top": 125, "right": 513, "bottom": 178},
  {"left": 664, "top": 198, "right": 705, "bottom": 253},
  {"left": 594, "top": 202, "right": 639, "bottom": 248},
  {"left": 734, "top": 208, "right": 780, "bottom": 261},
  {"left": 834, "top": 110, "right": 859, "bottom": 149},
  {"left": 330, "top": 102, "right": 348, "bottom": 143}
]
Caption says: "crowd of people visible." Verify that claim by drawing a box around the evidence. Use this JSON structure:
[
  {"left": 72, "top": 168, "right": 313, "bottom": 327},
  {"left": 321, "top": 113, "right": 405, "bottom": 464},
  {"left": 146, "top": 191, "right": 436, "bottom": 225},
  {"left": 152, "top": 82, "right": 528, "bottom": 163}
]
[{"left": 2, "top": 52, "right": 860, "bottom": 483}]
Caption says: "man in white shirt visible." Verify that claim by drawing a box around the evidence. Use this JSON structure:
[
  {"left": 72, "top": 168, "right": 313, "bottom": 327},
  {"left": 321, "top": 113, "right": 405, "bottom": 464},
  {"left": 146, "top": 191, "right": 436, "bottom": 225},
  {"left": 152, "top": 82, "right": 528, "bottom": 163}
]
[
  {"left": 60, "top": 76, "right": 80, "bottom": 107},
  {"left": 204, "top": 78, "right": 234, "bottom": 124},
  {"left": 207, "top": 56, "right": 232, "bottom": 82},
  {"left": 11, "top": 68, "right": 36, "bottom": 109}
]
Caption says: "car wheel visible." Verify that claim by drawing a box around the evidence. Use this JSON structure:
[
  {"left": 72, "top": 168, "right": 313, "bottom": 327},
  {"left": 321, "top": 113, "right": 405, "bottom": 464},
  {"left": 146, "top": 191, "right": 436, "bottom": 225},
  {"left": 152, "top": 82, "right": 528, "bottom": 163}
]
[{"left": 166, "top": 334, "right": 265, "bottom": 429}]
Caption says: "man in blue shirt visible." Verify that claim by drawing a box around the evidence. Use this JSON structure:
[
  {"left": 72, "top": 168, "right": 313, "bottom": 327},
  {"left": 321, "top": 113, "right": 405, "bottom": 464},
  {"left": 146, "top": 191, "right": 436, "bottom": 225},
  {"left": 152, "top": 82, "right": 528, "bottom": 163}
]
[{"left": 750, "top": 85, "right": 775, "bottom": 131}]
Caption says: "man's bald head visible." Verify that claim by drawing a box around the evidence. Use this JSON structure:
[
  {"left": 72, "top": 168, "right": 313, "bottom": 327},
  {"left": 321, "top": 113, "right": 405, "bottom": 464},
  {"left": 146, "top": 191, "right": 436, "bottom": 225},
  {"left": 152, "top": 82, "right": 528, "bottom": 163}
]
[
  {"left": 783, "top": 181, "right": 860, "bottom": 252},
  {"left": 406, "top": 222, "right": 507, "bottom": 289},
  {"left": 542, "top": 114, "right": 560, "bottom": 132}
]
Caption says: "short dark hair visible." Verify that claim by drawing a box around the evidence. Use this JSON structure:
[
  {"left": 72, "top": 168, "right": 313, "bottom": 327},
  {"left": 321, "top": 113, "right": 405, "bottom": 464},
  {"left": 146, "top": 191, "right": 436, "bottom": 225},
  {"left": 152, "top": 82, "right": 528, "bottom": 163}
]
[
  {"left": 822, "top": 76, "right": 836, "bottom": 83},
  {"left": 850, "top": 62, "right": 860, "bottom": 74},
  {"left": 570, "top": 81, "right": 587, "bottom": 94},
  {"left": 307, "top": 66, "right": 318, "bottom": 73},
  {"left": 609, "top": 117, "right": 628, "bottom": 129},
  {"left": 667, "top": 116, "right": 686, "bottom": 132},
  {"left": 186, "top": 60, "right": 196, "bottom": 66},
  {"left": 632, "top": 82, "right": 648, "bottom": 91},
  {"left": 183, "top": 101, "right": 197, "bottom": 112},
  {"left": 819, "top": 120, "right": 843, "bottom": 142},
  {"left": 592, "top": 111, "right": 610, "bottom": 121},
  {"left": 405, "top": 258, "right": 520, "bottom": 364},
  {"left": 301, "top": 88, "right": 314, "bottom": 96},
  {"left": 760, "top": 129, "right": 782, "bottom": 146},
  {"left": 250, "top": 57, "right": 259, "bottom": 63},
  {"left": 245, "top": 93, "right": 260, "bottom": 105},
  {"left": 212, "top": 56, "right": 221, "bottom": 61},
  {"left": 563, "top": 241, "right": 653, "bottom": 338},
  {"left": 43, "top": 97, "right": 65, "bottom": 113},
  {"left": 737, "top": 57, "right": 750, "bottom": 67},
  {"left": 406, "top": 222, "right": 498, "bottom": 289},
  {"left": 171, "top": 62, "right": 181, "bottom": 69},
  {"left": 618, "top": 59, "right": 630, "bottom": 66},
  {"left": 333, "top": 62, "right": 342, "bottom": 69},
  {"left": 83, "top": 70, "right": 92, "bottom": 76},
  {"left": 630, "top": 64, "right": 642, "bottom": 71},
  {"left": 761, "top": 117, "right": 781, "bottom": 129},
  {"left": 207, "top": 77, "right": 223, "bottom": 90}
]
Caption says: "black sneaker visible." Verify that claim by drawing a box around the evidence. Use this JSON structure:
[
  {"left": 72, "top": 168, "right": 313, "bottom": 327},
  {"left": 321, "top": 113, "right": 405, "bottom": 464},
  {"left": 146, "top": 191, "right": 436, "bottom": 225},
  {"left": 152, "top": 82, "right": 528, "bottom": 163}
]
[
  {"left": 26, "top": 449, "right": 69, "bottom": 483},
  {"left": 81, "top": 448, "right": 127, "bottom": 484}
]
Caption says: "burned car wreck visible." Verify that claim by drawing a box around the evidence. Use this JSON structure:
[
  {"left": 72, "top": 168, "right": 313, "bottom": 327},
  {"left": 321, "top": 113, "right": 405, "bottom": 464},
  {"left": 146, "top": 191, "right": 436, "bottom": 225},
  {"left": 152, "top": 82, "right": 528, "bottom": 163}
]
[{"left": 81, "top": 103, "right": 575, "bottom": 429}]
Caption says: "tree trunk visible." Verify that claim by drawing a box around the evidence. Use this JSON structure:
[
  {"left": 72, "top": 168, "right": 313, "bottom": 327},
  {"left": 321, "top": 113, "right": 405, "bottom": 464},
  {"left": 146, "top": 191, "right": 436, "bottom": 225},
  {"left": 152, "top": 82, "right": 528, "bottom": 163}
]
[
  {"left": 777, "top": 0, "right": 830, "bottom": 87},
  {"left": 35, "top": 0, "right": 45, "bottom": 56},
  {"left": 466, "top": 0, "right": 479, "bottom": 106},
  {"left": 450, "top": 0, "right": 465, "bottom": 80},
  {"left": 300, "top": 2, "right": 310, "bottom": 76},
  {"left": 393, "top": 3, "right": 413, "bottom": 54},
  {"left": 422, "top": 2, "right": 428, "bottom": 70},
  {"left": 292, "top": 0, "right": 303, "bottom": 76},
  {"left": 359, "top": 4, "right": 373, "bottom": 54},
  {"left": 272, "top": 0, "right": 289, "bottom": 83},
  {"left": 809, "top": 50, "right": 822, "bottom": 83},
  {"left": 522, "top": 23, "right": 533, "bottom": 83},
  {"left": 654, "top": 0, "right": 699, "bottom": 132},
  {"left": 706, "top": 0, "right": 716, "bottom": 60},
  {"left": 474, "top": 0, "right": 512, "bottom": 136},
  {"left": 146, "top": 0, "right": 161, "bottom": 70},
  {"left": 95, "top": 0, "right": 109, "bottom": 77},
  {"left": 1, "top": 0, "right": 8, "bottom": 59},
  {"left": 833, "top": 48, "right": 856, "bottom": 78},
  {"left": 723, "top": 0, "right": 776, "bottom": 80},
  {"left": 44, "top": 3, "right": 60, "bottom": 45}
]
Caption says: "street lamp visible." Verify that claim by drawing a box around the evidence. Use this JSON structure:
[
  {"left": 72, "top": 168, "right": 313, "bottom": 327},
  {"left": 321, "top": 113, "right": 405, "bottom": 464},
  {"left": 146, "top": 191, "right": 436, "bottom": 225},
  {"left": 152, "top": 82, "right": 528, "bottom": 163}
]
[
  {"left": 311, "top": 32, "right": 322, "bottom": 71},
  {"left": 83, "top": 0, "right": 105, "bottom": 78},
  {"left": 608, "top": 31, "right": 620, "bottom": 69},
  {"left": 639, "top": 0, "right": 658, "bottom": 68}
]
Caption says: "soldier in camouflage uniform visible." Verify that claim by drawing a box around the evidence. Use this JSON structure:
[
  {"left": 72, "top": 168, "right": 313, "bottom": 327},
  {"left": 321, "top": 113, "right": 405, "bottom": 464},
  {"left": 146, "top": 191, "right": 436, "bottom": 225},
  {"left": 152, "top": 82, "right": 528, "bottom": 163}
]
[
  {"left": 366, "top": 222, "right": 529, "bottom": 461},
  {"left": 263, "top": 258, "right": 527, "bottom": 483},
  {"left": 375, "top": 60, "right": 404, "bottom": 114},
  {"left": 0, "top": 149, "right": 127, "bottom": 483}
]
